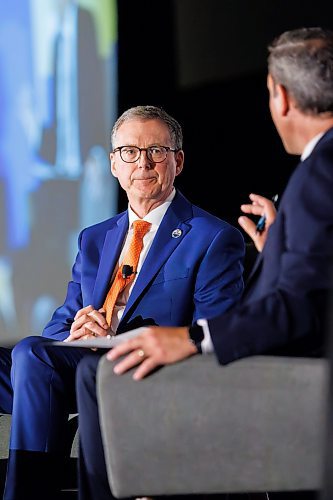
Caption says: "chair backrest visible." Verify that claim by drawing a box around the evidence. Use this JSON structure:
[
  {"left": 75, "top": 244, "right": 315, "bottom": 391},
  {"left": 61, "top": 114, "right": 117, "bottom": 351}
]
[
  {"left": 320, "top": 285, "right": 333, "bottom": 500},
  {"left": 97, "top": 354, "right": 328, "bottom": 498}
]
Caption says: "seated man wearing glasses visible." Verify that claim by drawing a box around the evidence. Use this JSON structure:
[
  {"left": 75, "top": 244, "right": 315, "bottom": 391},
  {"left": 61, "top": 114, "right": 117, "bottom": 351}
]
[{"left": 0, "top": 105, "right": 245, "bottom": 499}]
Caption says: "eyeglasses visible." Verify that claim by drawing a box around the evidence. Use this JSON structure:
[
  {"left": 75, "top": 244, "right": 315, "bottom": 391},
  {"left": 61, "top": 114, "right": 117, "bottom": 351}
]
[{"left": 112, "top": 145, "right": 178, "bottom": 163}]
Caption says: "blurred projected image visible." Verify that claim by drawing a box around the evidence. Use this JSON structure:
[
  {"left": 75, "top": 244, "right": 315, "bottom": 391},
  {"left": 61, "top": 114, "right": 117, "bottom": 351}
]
[{"left": 0, "top": 0, "right": 118, "bottom": 340}]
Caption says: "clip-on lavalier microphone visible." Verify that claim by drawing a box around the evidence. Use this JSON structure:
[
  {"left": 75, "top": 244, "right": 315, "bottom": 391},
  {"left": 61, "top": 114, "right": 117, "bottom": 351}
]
[{"left": 122, "top": 264, "right": 135, "bottom": 279}]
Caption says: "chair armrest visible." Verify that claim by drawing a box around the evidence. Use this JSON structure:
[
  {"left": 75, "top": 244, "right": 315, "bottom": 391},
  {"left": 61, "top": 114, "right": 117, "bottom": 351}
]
[
  {"left": 0, "top": 414, "right": 10, "bottom": 459},
  {"left": 97, "top": 354, "right": 327, "bottom": 498}
]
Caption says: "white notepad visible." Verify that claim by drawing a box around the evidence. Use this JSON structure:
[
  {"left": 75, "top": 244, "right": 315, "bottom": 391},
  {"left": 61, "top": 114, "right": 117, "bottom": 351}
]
[{"left": 52, "top": 327, "right": 146, "bottom": 349}]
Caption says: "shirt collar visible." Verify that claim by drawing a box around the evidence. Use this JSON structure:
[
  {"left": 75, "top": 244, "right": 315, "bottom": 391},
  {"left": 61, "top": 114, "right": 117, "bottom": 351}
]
[
  {"left": 301, "top": 132, "right": 325, "bottom": 161},
  {"left": 128, "top": 188, "right": 176, "bottom": 228}
]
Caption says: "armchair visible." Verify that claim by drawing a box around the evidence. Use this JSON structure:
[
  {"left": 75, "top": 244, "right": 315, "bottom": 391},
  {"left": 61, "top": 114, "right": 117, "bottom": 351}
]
[{"left": 97, "top": 353, "right": 327, "bottom": 498}]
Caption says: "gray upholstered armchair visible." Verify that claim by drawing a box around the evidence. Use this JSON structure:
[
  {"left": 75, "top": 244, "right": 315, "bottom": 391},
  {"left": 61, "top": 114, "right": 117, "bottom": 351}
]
[{"left": 96, "top": 353, "right": 328, "bottom": 498}]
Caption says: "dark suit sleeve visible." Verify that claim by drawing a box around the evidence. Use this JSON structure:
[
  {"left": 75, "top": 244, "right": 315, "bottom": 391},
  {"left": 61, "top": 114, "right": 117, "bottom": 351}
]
[
  {"left": 208, "top": 287, "right": 326, "bottom": 365},
  {"left": 209, "top": 148, "right": 333, "bottom": 365}
]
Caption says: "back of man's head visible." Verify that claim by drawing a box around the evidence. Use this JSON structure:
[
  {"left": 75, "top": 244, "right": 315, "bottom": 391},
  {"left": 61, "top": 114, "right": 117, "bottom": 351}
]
[{"left": 268, "top": 27, "right": 333, "bottom": 116}]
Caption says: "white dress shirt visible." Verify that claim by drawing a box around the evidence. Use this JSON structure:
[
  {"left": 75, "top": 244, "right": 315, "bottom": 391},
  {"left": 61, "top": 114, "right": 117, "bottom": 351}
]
[
  {"left": 110, "top": 189, "right": 176, "bottom": 333},
  {"left": 301, "top": 132, "right": 324, "bottom": 161}
]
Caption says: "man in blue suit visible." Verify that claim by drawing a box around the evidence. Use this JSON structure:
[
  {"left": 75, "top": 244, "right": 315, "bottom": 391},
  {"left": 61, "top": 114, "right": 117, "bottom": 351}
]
[{"left": 0, "top": 105, "right": 245, "bottom": 499}]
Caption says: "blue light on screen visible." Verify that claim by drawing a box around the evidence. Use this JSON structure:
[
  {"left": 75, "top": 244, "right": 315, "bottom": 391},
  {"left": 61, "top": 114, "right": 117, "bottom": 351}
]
[{"left": 0, "top": 0, "right": 118, "bottom": 340}]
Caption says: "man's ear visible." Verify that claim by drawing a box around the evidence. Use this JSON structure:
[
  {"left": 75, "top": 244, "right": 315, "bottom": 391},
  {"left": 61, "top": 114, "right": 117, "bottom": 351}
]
[
  {"left": 175, "top": 150, "right": 184, "bottom": 176},
  {"left": 268, "top": 74, "right": 290, "bottom": 117},
  {"left": 275, "top": 83, "right": 290, "bottom": 116},
  {"left": 110, "top": 153, "right": 118, "bottom": 177}
]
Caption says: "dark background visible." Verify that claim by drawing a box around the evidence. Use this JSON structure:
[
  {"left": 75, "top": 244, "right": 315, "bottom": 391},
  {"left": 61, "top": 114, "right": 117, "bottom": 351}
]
[{"left": 116, "top": 0, "right": 333, "bottom": 236}]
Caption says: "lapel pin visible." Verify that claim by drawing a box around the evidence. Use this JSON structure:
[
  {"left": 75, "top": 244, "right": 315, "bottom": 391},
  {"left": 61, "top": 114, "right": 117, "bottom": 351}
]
[{"left": 172, "top": 229, "right": 182, "bottom": 238}]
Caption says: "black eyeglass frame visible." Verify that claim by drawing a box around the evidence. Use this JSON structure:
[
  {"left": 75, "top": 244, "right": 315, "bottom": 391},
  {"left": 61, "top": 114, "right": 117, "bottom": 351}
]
[{"left": 112, "top": 145, "right": 179, "bottom": 163}]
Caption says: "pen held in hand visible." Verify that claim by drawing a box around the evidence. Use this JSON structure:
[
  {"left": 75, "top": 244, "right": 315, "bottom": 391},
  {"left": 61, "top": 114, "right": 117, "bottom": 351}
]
[{"left": 255, "top": 194, "right": 279, "bottom": 234}]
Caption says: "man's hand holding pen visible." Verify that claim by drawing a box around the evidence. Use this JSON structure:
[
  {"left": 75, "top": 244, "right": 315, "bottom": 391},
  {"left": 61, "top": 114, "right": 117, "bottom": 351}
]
[
  {"left": 238, "top": 193, "right": 278, "bottom": 252},
  {"left": 64, "top": 305, "right": 111, "bottom": 342}
]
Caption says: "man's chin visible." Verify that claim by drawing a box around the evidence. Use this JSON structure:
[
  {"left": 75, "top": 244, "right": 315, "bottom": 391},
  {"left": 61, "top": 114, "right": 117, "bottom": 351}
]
[{"left": 132, "top": 184, "right": 160, "bottom": 199}]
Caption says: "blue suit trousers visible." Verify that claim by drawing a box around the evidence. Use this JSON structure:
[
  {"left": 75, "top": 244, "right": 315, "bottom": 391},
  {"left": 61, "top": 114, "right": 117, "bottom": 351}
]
[
  {"left": 0, "top": 336, "right": 88, "bottom": 499},
  {"left": 0, "top": 336, "right": 86, "bottom": 452}
]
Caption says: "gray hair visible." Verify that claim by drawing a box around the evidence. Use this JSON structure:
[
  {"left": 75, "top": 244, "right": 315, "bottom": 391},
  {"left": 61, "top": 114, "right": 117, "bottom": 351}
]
[
  {"left": 111, "top": 105, "right": 183, "bottom": 150},
  {"left": 268, "top": 27, "right": 333, "bottom": 115}
]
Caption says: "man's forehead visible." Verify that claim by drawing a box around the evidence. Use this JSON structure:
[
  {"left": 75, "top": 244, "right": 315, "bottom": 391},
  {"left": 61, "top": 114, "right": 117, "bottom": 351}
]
[
  {"left": 118, "top": 117, "right": 167, "bottom": 129},
  {"left": 115, "top": 118, "right": 171, "bottom": 141}
]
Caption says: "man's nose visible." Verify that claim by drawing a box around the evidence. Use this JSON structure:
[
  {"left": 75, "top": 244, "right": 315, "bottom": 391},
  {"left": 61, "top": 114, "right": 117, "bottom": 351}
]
[{"left": 137, "top": 149, "right": 153, "bottom": 168}]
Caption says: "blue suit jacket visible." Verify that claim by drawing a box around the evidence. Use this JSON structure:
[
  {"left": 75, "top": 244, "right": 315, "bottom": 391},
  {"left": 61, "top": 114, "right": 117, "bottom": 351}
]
[
  {"left": 209, "top": 127, "right": 333, "bottom": 364},
  {"left": 43, "top": 191, "right": 245, "bottom": 340}
]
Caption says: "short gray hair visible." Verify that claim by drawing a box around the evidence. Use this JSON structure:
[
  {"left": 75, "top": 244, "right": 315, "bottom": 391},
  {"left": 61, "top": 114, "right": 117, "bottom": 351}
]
[
  {"left": 111, "top": 105, "right": 183, "bottom": 150},
  {"left": 268, "top": 27, "right": 333, "bottom": 115}
]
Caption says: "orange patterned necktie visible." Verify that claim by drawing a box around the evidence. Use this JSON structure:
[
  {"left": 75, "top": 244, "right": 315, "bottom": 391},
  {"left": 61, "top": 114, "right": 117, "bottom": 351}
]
[{"left": 103, "top": 220, "right": 151, "bottom": 326}]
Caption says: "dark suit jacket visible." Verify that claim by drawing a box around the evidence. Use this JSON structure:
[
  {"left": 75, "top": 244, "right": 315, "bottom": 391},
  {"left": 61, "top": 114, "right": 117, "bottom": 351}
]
[
  {"left": 209, "top": 127, "right": 333, "bottom": 364},
  {"left": 42, "top": 190, "right": 245, "bottom": 340}
]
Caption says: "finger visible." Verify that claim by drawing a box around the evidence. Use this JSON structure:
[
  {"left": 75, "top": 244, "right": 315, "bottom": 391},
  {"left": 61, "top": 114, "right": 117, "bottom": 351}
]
[
  {"left": 249, "top": 193, "right": 270, "bottom": 204},
  {"left": 238, "top": 216, "right": 258, "bottom": 240},
  {"left": 68, "top": 325, "right": 92, "bottom": 341},
  {"left": 74, "top": 305, "right": 94, "bottom": 321},
  {"left": 133, "top": 358, "right": 159, "bottom": 380},
  {"left": 70, "top": 314, "right": 92, "bottom": 334},
  {"left": 84, "top": 321, "right": 109, "bottom": 337},
  {"left": 238, "top": 216, "right": 267, "bottom": 252},
  {"left": 240, "top": 204, "right": 265, "bottom": 216},
  {"left": 70, "top": 315, "right": 86, "bottom": 332},
  {"left": 249, "top": 194, "right": 277, "bottom": 221},
  {"left": 113, "top": 348, "right": 146, "bottom": 374},
  {"left": 107, "top": 338, "right": 142, "bottom": 361},
  {"left": 263, "top": 203, "right": 277, "bottom": 224},
  {"left": 87, "top": 310, "right": 109, "bottom": 329},
  {"left": 71, "top": 310, "right": 106, "bottom": 335}
]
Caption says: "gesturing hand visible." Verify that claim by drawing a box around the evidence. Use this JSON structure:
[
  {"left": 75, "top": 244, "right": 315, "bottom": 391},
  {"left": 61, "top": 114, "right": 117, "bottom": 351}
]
[{"left": 238, "top": 193, "right": 277, "bottom": 252}]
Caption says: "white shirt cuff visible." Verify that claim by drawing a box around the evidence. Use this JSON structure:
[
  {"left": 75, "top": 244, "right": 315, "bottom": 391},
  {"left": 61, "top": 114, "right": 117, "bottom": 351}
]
[{"left": 197, "top": 318, "right": 214, "bottom": 353}]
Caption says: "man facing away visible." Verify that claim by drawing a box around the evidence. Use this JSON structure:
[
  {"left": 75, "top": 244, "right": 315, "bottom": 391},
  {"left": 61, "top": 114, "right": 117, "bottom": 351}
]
[
  {"left": 76, "top": 27, "right": 333, "bottom": 499},
  {"left": 0, "top": 105, "right": 245, "bottom": 499}
]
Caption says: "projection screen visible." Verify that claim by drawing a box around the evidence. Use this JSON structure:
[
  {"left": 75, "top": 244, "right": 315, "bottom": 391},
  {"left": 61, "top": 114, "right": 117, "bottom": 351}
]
[{"left": 0, "top": 0, "right": 118, "bottom": 342}]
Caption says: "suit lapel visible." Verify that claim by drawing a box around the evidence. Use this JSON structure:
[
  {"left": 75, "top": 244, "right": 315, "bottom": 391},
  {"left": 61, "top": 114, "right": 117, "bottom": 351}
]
[
  {"left": 121, "top": 192, "right": 192, "bottom": 320},
  {"left": 92, "top": 214, "right": 129, "bottom": 308}
]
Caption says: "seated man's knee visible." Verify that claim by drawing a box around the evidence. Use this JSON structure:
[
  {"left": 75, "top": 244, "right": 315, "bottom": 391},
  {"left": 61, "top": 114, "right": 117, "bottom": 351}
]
[{"left": 11, "top": 336, "right": 50, "bottom": 370}]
